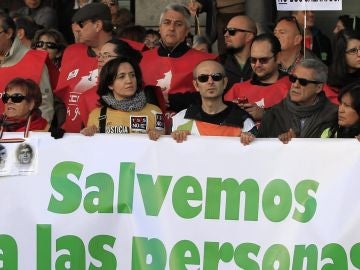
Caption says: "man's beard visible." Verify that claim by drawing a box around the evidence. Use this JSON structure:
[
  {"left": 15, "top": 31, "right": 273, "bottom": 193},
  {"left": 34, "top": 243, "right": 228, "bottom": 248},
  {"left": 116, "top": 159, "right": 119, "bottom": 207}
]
[{"left": 226, "top": 45, "right": 245, "bottom": 55}]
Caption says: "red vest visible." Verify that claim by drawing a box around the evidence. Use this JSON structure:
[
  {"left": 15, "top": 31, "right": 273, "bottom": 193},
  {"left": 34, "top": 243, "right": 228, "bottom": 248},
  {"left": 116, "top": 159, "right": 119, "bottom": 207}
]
[
  {"left": 55, "top": 43, "right": 98, "bottom": 132},
  {"left": 0, "top": 50, "right": 48, "bottom": 114},
  {"left": 140, "top": 49, "right": 217, "bottom": 98},
  {"left": 224, "top": 77, "right": 291, "bottom": 108},
  {"left": 120, "top": 38, "right": 147, "bottom": 52},
  {"left": 323, "top": 84, "right": 339, "bottom": 105}
]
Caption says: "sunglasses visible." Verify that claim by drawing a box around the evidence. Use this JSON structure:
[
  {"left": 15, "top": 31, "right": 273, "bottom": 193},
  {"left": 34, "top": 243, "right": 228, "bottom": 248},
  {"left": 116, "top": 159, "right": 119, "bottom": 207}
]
[
  {"left": 76, "top": 20, "right": 92, "bottom": 29},
  {"left": 345, "top": 47, "right": 360, "bottom": 55},
  {"left": 277, "top": 16, "right": 303, "bottom": 35},
  {"left": 35, "top": 41, "right": 58, "bottom": 50},
  {"left": 250, "top": 55, "right": 274, "bottom": 65},
  {"left": 2, "top": 93, "right": 27, "bottom": 104},
  {"left": 289, "top": 74, "right": 322, "bottom": 86},
  {"left": 196, "top": 73, "right": 224, "bottom": 83},
  {"left": 224, "top": 27, "right": 254, "bottom": 36}
]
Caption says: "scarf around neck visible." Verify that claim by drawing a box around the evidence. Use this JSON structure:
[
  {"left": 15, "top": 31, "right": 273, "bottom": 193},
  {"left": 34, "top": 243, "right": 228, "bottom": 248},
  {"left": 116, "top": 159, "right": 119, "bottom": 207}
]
[{"left": 101, "top": 91, "right": 147, "bottom": 111}]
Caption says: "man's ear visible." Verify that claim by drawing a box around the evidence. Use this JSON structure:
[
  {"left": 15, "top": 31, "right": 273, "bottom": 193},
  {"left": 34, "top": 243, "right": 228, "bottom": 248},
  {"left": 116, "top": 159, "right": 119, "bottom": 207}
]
[
  {"left": 294, "top": 34, "right": 303, "bottom": 46},
  {"left": 16, "top": 29, "right": 25, "bottom": 40},
  {"left": 192, "top": 79, "right": 200, "bottom": 92},
  {"left": 316, "top": 83, "right": 324, "bottom": 94}
]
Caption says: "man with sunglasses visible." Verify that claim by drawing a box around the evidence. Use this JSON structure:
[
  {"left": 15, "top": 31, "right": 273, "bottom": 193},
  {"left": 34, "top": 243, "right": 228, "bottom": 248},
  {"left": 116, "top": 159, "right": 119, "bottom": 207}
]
[
  {"left": 171, "top": 59, "right": 256, "bottom": 142},
  {"left": 140, "top": 3, "right": 216, "bottom": 133},
  {"left": 55, "top": 3, "right": 113, "bottom": 132},
  {"left": 242, "top": 59, "right": 337, "bottom": 145},
  {"left": 225, "top": 33, "right": 290, "bottom": 121},
  {"left": 219, "top": 15, "right": 257, "bottom": 91},
  {"left": 0, "top": 13, "right": 54, "bottom": 125}
]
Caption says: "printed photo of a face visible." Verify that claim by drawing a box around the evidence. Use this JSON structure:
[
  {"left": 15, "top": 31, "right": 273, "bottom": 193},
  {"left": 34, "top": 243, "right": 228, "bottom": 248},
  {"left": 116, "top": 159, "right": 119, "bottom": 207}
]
[
  {"left": 16, "top": 143, "right": 33, "bottom": 165},
  {"left": 0, "top": 145, "right": 7, "bottom": 168}
]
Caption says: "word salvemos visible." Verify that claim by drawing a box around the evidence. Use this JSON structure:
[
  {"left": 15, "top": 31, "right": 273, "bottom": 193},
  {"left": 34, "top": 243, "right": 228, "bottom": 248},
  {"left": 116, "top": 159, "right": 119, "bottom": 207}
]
[{"left": 1, "top": 161, "right": 359, "bottom": 269}]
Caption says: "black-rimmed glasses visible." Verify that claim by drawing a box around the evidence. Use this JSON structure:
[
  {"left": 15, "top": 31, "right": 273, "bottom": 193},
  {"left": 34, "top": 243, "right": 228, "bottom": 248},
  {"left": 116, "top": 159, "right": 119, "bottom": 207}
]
[
  {"left": 289, "top": 74, "right": 322, "bottom": 86},
  {"left": 196, "top": 73, "right": 224, "bottom": 83},
  {"left": 224, "top": 27, "right": 254, "bottom": 36}
]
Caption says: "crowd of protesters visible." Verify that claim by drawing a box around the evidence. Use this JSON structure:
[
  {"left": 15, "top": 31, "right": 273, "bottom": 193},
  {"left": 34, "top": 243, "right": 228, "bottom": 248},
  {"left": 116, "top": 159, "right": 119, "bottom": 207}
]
[{"left": 0, "top": 0, "right": 359, "bottom": 143}]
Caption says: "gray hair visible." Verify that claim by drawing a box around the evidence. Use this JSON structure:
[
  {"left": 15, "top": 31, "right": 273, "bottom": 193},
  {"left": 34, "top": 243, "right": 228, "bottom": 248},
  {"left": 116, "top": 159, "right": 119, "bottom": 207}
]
[
  {"left": 298, "top": 58, "right": 328, "bottom": 83},
  {"left": 159, "top": 3, "right": 191, "bottom": 28}
]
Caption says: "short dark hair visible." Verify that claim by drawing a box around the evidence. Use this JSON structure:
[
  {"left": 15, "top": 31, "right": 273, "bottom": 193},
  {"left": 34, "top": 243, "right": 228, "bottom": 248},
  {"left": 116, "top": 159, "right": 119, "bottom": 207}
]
[
  {"left": 251, "top": 33, "right": 281, "bottom": 56},
  {"left": 15, "top": 16, "right": 41, "bottom": 40},
  {"left": 0, "top": 12, "right": 16, "bottom": 40},
  {"left": 105, "top": 38, "right": 142, "bottom": 63},
  {"left": 97, "top": 57, "right": 143, "bottom": 106},
  {"left": 339, "top": 83, "right": 360, "bottom": 116},
  {"left": 5, "top": 78, "right": 42, "bottom": 110}
]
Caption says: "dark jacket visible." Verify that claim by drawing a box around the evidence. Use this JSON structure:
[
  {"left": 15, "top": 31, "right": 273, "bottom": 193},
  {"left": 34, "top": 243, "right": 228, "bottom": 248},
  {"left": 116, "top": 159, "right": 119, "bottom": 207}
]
[
  {"left": 258, "top": 92, "right": 337, "bottom": 138},
  {"left": 311, "top": 27, "right": 332, "bottom": 66}
]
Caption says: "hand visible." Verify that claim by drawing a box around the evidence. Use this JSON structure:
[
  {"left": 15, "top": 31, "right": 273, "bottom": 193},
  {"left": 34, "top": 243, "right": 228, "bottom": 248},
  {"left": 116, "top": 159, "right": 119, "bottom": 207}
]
[
  {"left": 148, "top": 129, "right": 162, "bottom": 141},
  {"left": 80, "top": 125, "right": 97, "bottom": 136},
  {"left": 356, "top": 135, "right": 360, "bottom": 142},
  {"left": 278, "top": 128, "right": 296, "bottom": 144},
  {"left": 241, "top": 103, "right": 264, "bottom": 121},
  {"left": 187, "top": 0, "right": 202, "bottom": 16},
  {"left": 171, "top": 130, "right": 190, "bottom": 143},
  {"left": 240, "top": 132, "right": 255, "bottom": 145}
]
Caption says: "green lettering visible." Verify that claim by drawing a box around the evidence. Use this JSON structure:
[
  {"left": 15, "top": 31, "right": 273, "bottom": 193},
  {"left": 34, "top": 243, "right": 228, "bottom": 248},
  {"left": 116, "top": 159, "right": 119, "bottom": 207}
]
[
  {"left": 234, "top": 243, "right": 260, "bottom": 270},
  {"left": 173, "top": 176, "right": 202, "bottom": 218},
  {"left": 48, "top": 161, "right": 83, "bottom": 214},
  {"left": 117, "top": 162, "right": 135, "bottom": 213},
  {"left": 84, "top": 173, "right": 114, "bottom": 213},
  {"left": 89, "top": 235, "right": 117, "bottom": 270},
  {"left": 262, "top": 179, "right": 292, "bottom": 222},
  {"left": 205, "top": 178, "right": 259, "bottom": 220},
  {"left": 137, "top": 173, "right": 172, "bottom": 216},
  {"left": 263, "top": 244, "right": 290, "bottom": 270},
  {"left": 0, "top": 234, "right": 17, "bottom": 269},
  {"left": 56, "top": 235, "right": 85, "bottom": 270},
  {"left": 350, "top": 242, "right": 360, "bottom": 269},
  {"left": 37, "top": 224, "right": 51, "bottom": 270},
  {"left": 169, "top": 240, "right": 200, "bottom": 270},
  {"left": 132, "top": 237, "right": 166, "bottom": 270},
  {"left": 321, "top": 243, "right": 347, "bottom": 270},
  {"left": 293, "top": 244, "right": 318, "bottom": 270},
  {"left": 203, "top": 242, "right": 234, "bottom": 270},
  {"left": 293, "top": 180, "right": 319, "bottom": 223}
]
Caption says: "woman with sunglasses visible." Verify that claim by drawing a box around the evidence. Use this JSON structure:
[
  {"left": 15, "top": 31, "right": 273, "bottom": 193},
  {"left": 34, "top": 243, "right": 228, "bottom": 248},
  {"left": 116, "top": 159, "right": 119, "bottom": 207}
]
[
  {"left": 322, "top": 83, "right": 360, "bottom": 140},
  {"left": 32, "top": 28, "right": 67, "bottom": 69},
  {"left": 328, "top": 29, "right": 360, "bottom": 91},
  {"left": 80, "top": 57, "right": 164, "bottom": 136},
  {"left": 0, "top": 78, "right": 49, "bottom": 133}
]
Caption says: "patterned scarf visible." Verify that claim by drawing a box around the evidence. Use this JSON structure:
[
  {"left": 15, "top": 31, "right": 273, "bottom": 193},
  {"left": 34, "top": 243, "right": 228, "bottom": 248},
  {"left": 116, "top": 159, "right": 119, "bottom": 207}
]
[{"left": 101, "top": 91, "right": 147, "bottom": 111}]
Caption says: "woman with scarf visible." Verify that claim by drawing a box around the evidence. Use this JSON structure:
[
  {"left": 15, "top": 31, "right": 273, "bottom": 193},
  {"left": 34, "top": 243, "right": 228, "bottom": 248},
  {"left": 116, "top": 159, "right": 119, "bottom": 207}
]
[
  {"left": 81, "top": 57, "right": 164, "bottom": 136},
  {"left": 0, "top": 78, "right": 49, "bottom": 135},
  {"left": 322, "top": 83, "right": 360, "bottom": 139}
]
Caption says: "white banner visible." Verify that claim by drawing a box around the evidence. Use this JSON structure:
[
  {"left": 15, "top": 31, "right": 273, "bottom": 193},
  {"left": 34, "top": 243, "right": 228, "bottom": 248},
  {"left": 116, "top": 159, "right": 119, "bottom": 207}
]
[
  {"left": 276, "top": 0, "right": 342, "bottom": 11},
  {"left": 0, "top": 133, "right": 360, "bottom": 269}
]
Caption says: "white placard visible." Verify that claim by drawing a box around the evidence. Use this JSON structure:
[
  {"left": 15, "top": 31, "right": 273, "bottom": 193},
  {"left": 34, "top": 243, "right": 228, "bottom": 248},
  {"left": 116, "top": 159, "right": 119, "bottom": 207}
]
[{"left": 276, "top": 0, "right": 342, "bottom": 11}]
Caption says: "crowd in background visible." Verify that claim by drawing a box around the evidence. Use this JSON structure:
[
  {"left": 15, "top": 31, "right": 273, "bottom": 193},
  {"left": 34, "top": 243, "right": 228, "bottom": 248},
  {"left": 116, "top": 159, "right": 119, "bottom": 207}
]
[{"left": 0, "top": 0, "right": 359, "bottom": 143}]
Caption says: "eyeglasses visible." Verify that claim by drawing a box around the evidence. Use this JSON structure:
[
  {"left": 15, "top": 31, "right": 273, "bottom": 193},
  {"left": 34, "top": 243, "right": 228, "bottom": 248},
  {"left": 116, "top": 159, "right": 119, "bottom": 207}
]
[
  {"left": 98, "top": 53, "right": 117, "bottom": 60},
  {"left": 35, "top": 41, "right": 58, "bottom": 50},
  {"left": 277, "top": 16, "right": 303, "bottom": 35},
  {"left": 76, "top": 20, "right": 91, "bottom": 29},
  {"left": 2, "top": 93, "right": 27, "bottom": 104},
  {"left": 224, "top": 27, "right": 254, "bottom": 36},
  {"left": 289, "top": 74, "right": 322, "bottom": 86},
  {"left": 250, "top": 55, "right": 274, "bottom": 65},
  {"left": 345, "top": 47, "right": 360, "bottom": 55},
  {"left": 196, "top": 73, "right": 224, "bottom": 83}
]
